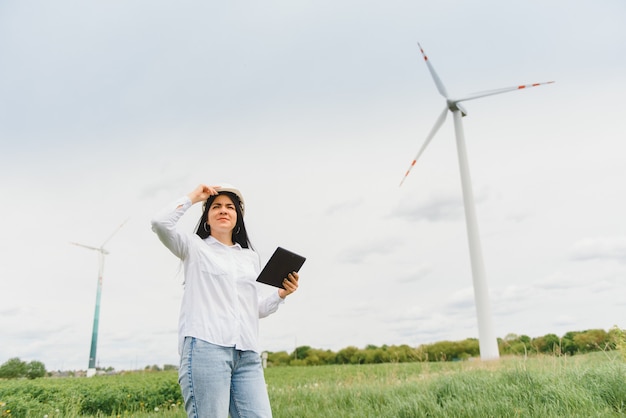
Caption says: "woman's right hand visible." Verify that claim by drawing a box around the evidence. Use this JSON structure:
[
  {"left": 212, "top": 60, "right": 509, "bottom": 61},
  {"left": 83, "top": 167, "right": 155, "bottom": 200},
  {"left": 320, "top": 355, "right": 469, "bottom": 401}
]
[{"left": 187, "top": 184, "right": 220, "bottom": 204}]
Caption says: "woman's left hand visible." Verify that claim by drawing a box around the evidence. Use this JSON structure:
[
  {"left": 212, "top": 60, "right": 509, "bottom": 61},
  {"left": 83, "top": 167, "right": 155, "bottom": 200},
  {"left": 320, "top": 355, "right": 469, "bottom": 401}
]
[{"left": 278, "top": 272, "right": 299, "bottom": 299}]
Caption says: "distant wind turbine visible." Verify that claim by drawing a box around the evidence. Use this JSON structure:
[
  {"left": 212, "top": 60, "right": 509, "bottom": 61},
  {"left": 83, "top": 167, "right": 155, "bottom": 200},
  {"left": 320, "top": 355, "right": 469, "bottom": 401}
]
[
  {"left": 71, "top": 218, "right": 128, "bottom": 376},
  {"left": 400, "top": 43, "right": 554, "bottom": 360}
]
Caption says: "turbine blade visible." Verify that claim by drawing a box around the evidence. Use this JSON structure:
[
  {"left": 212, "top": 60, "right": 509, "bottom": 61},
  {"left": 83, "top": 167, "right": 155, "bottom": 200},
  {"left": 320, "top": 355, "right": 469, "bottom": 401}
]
[
  {"left": 100, "top": 217, "right": 130, "bottom": 248},
  {"left": 455, "top": 81, "right": 555, "bottom": 103},
  {"left": 400, "top": 106, "right": 448, "bottom": 186},
  {"left": 417, "top": 43, "right": 449, "bottom": 99},
  {"left": 70, "top": 242, "right": 102, "bottom": 252}
]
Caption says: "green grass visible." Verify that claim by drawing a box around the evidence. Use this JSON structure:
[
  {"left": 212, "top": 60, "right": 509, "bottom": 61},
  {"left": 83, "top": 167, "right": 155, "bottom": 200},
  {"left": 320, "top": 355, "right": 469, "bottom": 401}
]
[
  {"left": 267, "top": 353, "right": 626, "bottom": 417},
  {"left": 1, "top": 353, "right": 624, "bottom": 417}
]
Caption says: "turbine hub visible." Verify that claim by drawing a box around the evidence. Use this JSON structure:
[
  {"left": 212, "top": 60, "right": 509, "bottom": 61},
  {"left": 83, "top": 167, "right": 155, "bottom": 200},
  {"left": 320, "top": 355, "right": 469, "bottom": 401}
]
[{"left": 447, "top": 100, "right": 468, "bottom": 117}]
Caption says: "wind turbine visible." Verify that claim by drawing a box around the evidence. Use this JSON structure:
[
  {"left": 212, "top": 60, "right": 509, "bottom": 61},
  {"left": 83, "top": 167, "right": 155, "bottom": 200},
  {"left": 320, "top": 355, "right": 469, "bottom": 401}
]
[
  {"left": 71, "top": 218, "right": 128, "bottom": 376},
  {"left": 400, "top": 43, "right": 553, "bottom": 360}
]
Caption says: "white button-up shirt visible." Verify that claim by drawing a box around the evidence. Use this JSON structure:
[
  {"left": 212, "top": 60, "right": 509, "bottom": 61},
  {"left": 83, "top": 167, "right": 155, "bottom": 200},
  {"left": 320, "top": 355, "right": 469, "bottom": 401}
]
[{"left": 151, "top": 196, "right": 283, "bottom": 354}]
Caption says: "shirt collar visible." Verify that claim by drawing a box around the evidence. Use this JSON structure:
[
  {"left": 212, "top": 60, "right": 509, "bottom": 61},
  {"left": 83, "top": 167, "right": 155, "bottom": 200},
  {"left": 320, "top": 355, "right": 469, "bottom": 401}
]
[{"left": 204, "top": 235, "right": 242, "bottom": 249}]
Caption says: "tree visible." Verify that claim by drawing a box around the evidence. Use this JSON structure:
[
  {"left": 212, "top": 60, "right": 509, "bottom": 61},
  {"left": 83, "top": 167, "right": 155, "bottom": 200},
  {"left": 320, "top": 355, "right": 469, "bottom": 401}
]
[
  {"left": 389, "top": 344, "right": 420, "bottom": 362},
  {"left": 608, "top": 326, "right": 626, "bottom": 360},
  {"left": 267, "top": 351, "right": 291, "bottom": 367},
  {"left": 336, "top": 346, "right": 361, "bottom": 364},
  {"left": 421, "top": 340, "right": 478, "bottom": 361},
  {"left": 25, "top": 361, "right": 46, "bottom": 379},
  {"left": 531, "top": 333, "right": 560, "bottom": 354},
  {"left": 573, "top": 329, "right": 609, "bottom": 353},
  {"left": 301, "top": 348, "right": 336, "bottom": 366},
  {"left": 561, "top": 331, "right": 581, "bottom": 355},
  {"left": 364, "top": 346, "right": 391, "bottom": 364},
  {"left": 291, "top": 346, "right": 312, "bottom": 361},
  {"left": 0, "top": 358, "right": 27, "bottom": 379},
  {"left": 499, "top": 334, "right": 531, "bottom": 355}
]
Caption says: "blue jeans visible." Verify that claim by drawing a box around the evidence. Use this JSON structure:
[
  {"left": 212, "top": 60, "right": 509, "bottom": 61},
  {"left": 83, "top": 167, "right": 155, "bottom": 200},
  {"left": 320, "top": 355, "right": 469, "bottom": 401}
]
[{"left": 179, "top": 337, "right": 273, "bottom": 418}]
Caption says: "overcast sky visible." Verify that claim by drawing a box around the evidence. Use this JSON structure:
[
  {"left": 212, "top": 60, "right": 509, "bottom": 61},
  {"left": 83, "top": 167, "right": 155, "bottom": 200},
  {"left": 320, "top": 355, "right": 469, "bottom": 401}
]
[{"left": 1, "top": 0, "right": 625, "bottom": 372}]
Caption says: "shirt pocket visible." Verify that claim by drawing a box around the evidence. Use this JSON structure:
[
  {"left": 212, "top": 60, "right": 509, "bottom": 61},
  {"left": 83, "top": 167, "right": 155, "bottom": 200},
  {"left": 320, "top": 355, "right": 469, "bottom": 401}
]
[{"left": 199, "top": 257, "right": 231, "bottom": 282}]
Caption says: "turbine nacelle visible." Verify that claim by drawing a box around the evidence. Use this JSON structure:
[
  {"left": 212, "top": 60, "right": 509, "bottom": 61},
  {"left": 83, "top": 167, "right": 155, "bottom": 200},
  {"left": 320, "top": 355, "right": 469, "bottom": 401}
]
[{"left": 447, "top": 100, "right": 468, "bottom": 117}]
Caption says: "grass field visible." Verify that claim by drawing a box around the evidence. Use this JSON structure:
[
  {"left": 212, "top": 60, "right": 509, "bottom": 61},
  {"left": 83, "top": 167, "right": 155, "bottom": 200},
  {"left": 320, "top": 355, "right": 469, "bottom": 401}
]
[{"left": 1, "top": 352, "right": 624, "bottom": 417}]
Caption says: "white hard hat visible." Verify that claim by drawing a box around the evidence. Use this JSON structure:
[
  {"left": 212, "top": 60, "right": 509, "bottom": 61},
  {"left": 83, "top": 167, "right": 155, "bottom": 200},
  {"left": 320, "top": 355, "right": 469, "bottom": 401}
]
[{"left": 215, "top": 183, "right": 245, "bottom": 216}]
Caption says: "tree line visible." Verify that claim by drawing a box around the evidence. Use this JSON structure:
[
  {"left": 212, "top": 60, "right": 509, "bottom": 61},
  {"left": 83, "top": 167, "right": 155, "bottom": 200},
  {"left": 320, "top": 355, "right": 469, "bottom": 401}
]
[
  {"left": 0, "top": 358, "right": 46, "bottom": 379},
  {"left": 1, "top": 327, "right": 623, "bottom": 378},
  {"left": 266, "top": 327, "right": 625, "bottom": 366}
]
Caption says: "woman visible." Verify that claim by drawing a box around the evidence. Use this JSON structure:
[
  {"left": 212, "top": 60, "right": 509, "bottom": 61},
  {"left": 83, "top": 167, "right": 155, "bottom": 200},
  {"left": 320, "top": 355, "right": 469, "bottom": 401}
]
[{"left": 151, "top": 183, "right": 299, "bottom": 418}]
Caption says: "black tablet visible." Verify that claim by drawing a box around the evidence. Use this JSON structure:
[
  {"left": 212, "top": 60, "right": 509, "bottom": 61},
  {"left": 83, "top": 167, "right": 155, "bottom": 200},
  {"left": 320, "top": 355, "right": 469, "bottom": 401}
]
[{"left": 256, "top": 247, "right": 306, "bottom": 289}]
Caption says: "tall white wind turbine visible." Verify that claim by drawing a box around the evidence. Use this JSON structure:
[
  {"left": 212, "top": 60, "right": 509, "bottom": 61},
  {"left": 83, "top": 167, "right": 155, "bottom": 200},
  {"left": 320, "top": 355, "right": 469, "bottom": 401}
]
[
  {"left": 71, "top": 219, "right": 128, "bottom": 376},
  {"left": 401, "top": 43, "right": 553, "bottom": 360}
]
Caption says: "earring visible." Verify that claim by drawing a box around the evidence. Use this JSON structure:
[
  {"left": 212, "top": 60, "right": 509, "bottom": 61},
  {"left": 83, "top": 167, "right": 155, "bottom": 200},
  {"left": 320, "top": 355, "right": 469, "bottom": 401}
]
[
  {"left": 203, "top": 223, "right": 210, "bottom": 233},
  {"left": 235, "top": 226, "right": 241, "bottom": 234}
]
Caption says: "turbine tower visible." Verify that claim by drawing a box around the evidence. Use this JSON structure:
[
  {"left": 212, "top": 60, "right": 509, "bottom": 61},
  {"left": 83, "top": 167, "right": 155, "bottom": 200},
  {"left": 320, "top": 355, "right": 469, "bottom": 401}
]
[
  {"left": 71, "top": 219, "right": 128, "bottom": 376},
  {"left": 401, "top": 43, "right": 553, "bottom": 360}
]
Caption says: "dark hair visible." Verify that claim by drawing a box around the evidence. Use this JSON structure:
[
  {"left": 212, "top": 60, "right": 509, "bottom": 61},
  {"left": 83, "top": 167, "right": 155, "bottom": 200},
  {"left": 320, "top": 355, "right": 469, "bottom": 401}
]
[{"left": 195, "top": 192, "right": 252, "bottom": 249}]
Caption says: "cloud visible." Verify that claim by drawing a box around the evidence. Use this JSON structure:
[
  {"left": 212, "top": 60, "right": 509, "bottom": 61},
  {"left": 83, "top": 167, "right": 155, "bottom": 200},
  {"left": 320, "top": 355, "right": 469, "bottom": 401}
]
[
  {"left": 393, "top": 194, "right": 464, "bottom": 222},
  {"left": 139, "top": 173, "right": 192, "bottom": 201},
  {"left": 533, "top": 271, "right": 577, "bottom": 290},
  {"left": 394, "top": 264, "right": 432, "bottom": 284},
  {"left": 504, "top": 211, "right": 533, "bottom": 224},
  {"left": 443, "top": 287, "right": 476, "bottom": 313},
  {"left": 336, "top": 239, "right": 403, "bottom": 264},
  {"left": 324, "top": 197, "right": 366, "bottom": 216},
  {"left": 0, "top": 307, "right": 21, "bottom": 317},
  {"left": 391, "top": 188, "right": 492, "bottom": 223},
  {"left": 569, "top": 237, "right": 626, "bottom": 263}
]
